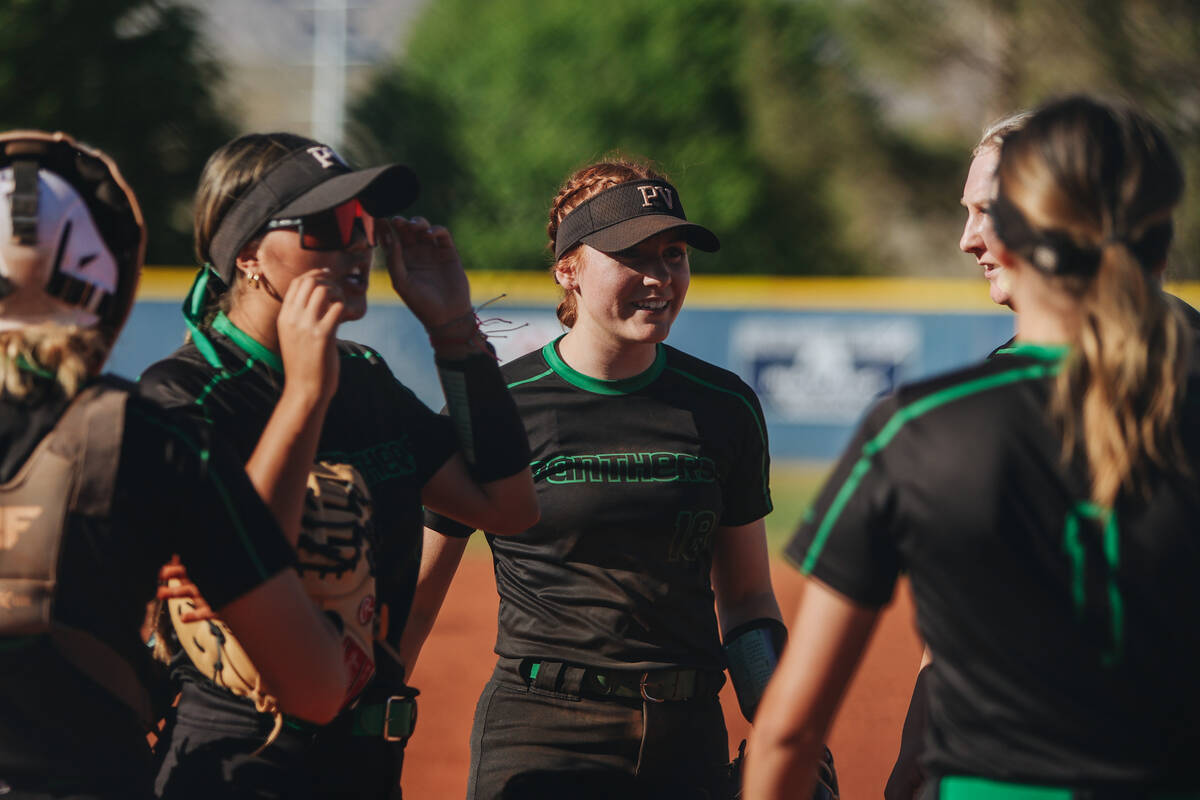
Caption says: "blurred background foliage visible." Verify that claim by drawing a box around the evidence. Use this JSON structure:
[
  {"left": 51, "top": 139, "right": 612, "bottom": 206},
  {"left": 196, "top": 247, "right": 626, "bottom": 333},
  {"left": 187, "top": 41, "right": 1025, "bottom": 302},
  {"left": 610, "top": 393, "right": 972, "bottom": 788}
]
[
  {"left": 4, "top": 0, "right": 1198, "bottom": 276},
  {"left": 0, "top": 0, "right": 234, "bottom": 265},
  {"left": 347, "top": 0, "right": 1200, "bottom": 276}
]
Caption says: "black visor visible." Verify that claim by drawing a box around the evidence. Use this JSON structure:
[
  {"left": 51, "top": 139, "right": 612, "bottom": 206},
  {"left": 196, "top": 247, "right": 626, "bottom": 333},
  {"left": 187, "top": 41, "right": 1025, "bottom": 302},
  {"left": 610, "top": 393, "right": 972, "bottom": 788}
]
[
  {"left": 207, "top": 143, "right": 419, "bottom": 285},
  {"left": 554, "top": 179, "right": 719, "bottom": 261}
]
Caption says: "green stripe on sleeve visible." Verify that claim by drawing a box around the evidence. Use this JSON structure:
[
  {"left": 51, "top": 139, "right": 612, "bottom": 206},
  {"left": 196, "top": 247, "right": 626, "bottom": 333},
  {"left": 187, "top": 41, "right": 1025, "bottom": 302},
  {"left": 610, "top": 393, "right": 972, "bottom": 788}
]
[{"left": 801, "top": 362, "right": 1058, "bottom": 574}]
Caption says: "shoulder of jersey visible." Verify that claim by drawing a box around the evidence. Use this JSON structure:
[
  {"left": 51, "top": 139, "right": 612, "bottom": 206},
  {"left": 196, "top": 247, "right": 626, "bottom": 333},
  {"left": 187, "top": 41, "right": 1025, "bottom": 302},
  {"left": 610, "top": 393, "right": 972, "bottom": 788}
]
[
  {"left": 336, "top": 339, "right": 382, "bottom": 363},
  {"left": 499, "top": 347, "right": 556, "bottom": 387},
  {"left": 138, "top": 339, "right": 215, "bottom": 398},
  {"left": 107, "top": 372, "right": 199, "bottom": 431},
  {"left": 878, "top": 352, "right": 1053, "bottom": 426},
  {"left": 661, "top": 345, "right": 756, "bottom": 396}
]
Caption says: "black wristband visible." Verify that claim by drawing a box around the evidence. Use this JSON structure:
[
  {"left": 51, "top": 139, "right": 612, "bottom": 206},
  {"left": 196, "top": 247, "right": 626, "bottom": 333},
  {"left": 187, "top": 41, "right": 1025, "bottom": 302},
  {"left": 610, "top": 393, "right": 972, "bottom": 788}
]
[
  {"left": 423, "top": 507, "right": 476, "bottom": 538},
  {"left": 435, "top": 352, "right": 531, "bottom": 483},
  {"left": 723, "top": 617, "right": 788, "bottom": 723}
]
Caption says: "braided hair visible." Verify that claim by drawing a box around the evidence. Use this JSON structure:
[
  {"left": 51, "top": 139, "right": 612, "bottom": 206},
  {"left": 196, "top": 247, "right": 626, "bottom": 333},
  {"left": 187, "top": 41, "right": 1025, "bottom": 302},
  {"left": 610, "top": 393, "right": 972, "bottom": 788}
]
[{"left": 546, "top": 157, "right": 667, "bottom": 328}]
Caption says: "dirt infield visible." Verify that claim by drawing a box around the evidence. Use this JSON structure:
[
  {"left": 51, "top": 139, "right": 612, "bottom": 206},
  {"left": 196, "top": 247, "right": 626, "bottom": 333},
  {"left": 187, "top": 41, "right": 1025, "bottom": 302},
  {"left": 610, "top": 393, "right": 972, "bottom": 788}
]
[{"left": 401, "top": 554, "right": 923, "bottom": 798}]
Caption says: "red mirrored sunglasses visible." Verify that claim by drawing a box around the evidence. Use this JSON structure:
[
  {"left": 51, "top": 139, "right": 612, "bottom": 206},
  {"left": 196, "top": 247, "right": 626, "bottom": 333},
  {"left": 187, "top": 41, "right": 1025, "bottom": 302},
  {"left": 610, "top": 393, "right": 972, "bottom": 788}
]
[{"left": 265, "top": 198, "right": 376, "bottom": 251}]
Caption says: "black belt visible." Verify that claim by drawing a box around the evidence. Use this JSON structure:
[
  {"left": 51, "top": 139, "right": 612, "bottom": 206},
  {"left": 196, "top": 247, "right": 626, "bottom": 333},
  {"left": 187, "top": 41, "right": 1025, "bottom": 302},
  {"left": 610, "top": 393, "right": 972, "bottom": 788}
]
[
  {"left": 284, "top": 692, "right": 418, "bottom": 742},
  {"left": 521, "top": 660, "right": 724, "bottom": 702}
]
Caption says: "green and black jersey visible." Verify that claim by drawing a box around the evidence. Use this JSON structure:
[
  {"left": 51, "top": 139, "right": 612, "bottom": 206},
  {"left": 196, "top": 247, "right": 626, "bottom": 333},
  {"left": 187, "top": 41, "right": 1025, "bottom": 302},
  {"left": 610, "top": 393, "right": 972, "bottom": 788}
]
[
  {"left": 0, "top": 375, "right": 296, "bottom": 793},
  {"left": 787, "top": 342, "right": 1200, "bottom": 788},
  {"left": 139, "top": 313, "right": 457, "bottom": 705},
  {"left": 426, "top": 338, "right": 771, "bottom": 672}
]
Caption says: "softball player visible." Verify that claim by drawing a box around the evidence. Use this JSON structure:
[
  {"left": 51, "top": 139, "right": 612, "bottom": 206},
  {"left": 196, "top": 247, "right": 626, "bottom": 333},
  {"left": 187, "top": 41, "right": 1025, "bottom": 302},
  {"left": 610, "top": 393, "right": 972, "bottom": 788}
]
[
  {"left": 0, "top": 131, "right": 349, "bottom": 799},
  {"left": 139, "top": 133, "right": 536, "bottom": 799},
  {"left": 889, "top": 105, "right": 1200, "bottom": 800},
  {"left": 415, "top": 157, "right": 832, "bottom": 799},
  {"left": 746, "top": 95, "right": 1200, "bottom": 799}
]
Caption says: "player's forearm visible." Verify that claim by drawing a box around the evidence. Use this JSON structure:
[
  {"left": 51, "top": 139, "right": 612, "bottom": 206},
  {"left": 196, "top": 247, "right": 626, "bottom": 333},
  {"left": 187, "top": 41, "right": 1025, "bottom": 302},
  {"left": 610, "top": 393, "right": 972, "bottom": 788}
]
[
  {"left": 422, "top": 459, "right": 538, "bottom": 536},
  {"left": 743, "top": 734, "right": 825, "bottom": 800},
  {"left": 244, "top": 385, "right": 331, "bottom": 545},
  {"left": 395, "top": 529, "right": 469, "bottom": 675}
]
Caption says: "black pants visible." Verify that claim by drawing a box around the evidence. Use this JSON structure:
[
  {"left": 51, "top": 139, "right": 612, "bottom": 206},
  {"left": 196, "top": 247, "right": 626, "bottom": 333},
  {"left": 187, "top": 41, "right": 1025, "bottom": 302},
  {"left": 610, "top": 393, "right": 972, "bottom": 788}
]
[
  {"left": 153, "top": 681, "right": 403, "bottom": 799},
  {"left": 886, "top": 664, "right": 931, "bottom": 800},
  {"left": 468, "top": 658, "right": 731, "bottom": 800}
]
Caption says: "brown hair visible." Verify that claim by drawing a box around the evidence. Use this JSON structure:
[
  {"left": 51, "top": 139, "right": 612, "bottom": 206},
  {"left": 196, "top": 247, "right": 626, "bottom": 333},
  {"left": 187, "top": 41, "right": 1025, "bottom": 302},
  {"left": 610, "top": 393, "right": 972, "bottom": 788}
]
[
  {"left": 193, "top": 132, "right": 319, "bottom": 273},
  {"left": 995, "top": 95, "right": 1187, "bottom": 506},
  {"left": 546, "top": 157, "right": 668, "bottom": 327},
  {"left": 0, "top": 326, "right": 107, "bottom": 400}
]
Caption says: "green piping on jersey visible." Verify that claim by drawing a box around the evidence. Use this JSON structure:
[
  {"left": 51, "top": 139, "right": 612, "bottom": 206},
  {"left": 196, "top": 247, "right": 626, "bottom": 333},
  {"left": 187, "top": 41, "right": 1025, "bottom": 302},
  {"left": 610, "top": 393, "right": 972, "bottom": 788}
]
[
  {"left": 342, "top": 349, "right": 380, "bottom": 365},
  {"left": 131, "top": 407, "right": 270, "bottom": 579},
  {"left": 801, "top": 360, "right": 1062, "bottom": 574},
  {"left": 189, "top": 358, "right": 256, "bottom": 425},
  {"left": 991, "top": 342, "right": 1070, "bottom": 361},
  {"left": 667, "top": 366, "right": 772, "bottom": 511},
  {"left": 540, "top": 337, "right": 666, "bottom": 395},
  {"left": 507, "top": 369, "right": 553, "bottom": 390},
  {"left": 1063, "top": 501, "right": 1124, "bottom": 665}
]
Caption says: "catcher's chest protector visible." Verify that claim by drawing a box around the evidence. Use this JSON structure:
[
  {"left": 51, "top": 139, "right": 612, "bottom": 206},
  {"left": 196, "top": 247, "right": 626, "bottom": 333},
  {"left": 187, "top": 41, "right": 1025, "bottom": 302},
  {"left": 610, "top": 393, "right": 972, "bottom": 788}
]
[{"left": 0, "top": 384, "right": 152, "bottom": 725}]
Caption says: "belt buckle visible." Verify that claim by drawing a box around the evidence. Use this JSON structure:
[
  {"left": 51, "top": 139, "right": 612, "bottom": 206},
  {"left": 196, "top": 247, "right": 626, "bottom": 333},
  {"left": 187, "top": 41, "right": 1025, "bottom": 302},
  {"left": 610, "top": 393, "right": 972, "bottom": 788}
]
[
  {"left": 639, "top": 671, "right": 665, "bottom": 703},
  {"left": 383, "top": 695, "right": 416, "bottom": 742}
]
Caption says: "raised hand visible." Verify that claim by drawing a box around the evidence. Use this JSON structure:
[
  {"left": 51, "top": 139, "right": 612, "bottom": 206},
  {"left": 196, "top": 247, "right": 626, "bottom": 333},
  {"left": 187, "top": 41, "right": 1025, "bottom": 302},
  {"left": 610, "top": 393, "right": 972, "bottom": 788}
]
[
  {"left": 276, "top": 269, "right": 345, "bottom": 408},
  {"left": 377, "top": 216, "right": 473, "bottom": 330}
]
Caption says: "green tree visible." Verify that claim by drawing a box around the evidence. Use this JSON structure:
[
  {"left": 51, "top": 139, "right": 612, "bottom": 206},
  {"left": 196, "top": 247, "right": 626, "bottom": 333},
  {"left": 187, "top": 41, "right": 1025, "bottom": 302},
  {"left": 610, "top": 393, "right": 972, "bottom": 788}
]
[
  {"left": 836, "top": 0, "right": 1200, "bottom": 278},
  {"left": 0, "top": 0, "right": 235, "bottom": 265},
  {"left": 350, "top": 0, "right": 911, "bottom": 275}
]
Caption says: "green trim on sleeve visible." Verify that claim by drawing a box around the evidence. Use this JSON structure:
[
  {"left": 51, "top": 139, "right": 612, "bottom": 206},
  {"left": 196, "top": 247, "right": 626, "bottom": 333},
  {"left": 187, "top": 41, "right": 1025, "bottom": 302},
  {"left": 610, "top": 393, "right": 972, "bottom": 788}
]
[
  {"left": 666, "top": 366, "right": 772, "bottom": 511},
  {"left": 800, "top": 362, "right": 1059, "bottom": 574}
]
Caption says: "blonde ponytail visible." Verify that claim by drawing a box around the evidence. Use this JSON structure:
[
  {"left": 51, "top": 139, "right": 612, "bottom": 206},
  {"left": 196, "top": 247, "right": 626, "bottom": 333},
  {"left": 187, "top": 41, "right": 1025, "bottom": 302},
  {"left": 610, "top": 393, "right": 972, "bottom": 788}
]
[
  {"left": 1054, "top": 245, "right": 1189, "bottom": 506},
  {"left": 993, "top": 95, "right": 1187, "bottom": 507},
  {"left": 0, "top": 326, "right": 107, "bottom": 400}
]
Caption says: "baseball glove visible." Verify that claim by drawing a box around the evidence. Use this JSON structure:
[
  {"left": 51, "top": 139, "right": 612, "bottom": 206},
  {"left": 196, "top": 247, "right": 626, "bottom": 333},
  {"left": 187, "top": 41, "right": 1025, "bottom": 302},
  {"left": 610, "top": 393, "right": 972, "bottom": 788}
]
[
  {"left": 168, "top": 460, "right": 379, "bottom": 752},
  {"left": 724, "top": 740, "right": 839, "bottom": 800}
]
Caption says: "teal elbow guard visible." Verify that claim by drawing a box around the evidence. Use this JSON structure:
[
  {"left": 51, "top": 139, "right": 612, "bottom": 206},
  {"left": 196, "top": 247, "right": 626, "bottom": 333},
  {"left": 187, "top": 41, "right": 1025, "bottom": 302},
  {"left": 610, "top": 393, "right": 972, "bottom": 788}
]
[{"left": 723, "top": 617, "right": 787, "bottom": 723}]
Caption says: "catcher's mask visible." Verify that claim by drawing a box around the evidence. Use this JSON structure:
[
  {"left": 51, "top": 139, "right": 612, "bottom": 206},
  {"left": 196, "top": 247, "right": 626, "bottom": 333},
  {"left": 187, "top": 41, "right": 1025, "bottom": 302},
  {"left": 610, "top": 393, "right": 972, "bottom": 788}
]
[{"left": 0, "top": 131, "right": 144, "bottom": 355}]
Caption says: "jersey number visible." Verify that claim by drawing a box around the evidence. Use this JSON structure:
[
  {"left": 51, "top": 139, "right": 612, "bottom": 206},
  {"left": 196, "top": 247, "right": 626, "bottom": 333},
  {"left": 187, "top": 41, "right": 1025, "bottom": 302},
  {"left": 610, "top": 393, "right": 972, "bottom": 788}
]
[
  {"left": 669, "top": 510, "right": 717, "bottom": 562},
  {"left": 1062, "top": 502, "right": 1124, "bottom": 666}
]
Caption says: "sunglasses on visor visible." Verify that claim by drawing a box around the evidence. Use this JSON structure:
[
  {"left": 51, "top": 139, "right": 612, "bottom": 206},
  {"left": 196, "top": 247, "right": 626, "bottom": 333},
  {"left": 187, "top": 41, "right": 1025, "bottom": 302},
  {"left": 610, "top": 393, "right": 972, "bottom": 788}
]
[{"left": 265, "top": 198, "right": 376, "bottom": 251}]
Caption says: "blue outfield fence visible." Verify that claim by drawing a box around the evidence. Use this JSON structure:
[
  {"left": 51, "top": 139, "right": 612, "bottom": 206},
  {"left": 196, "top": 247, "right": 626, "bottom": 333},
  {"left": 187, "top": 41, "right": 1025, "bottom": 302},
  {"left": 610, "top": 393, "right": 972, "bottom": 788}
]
[{"left": 113, "top": 269, "right": 1200, "bottom": 462}]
